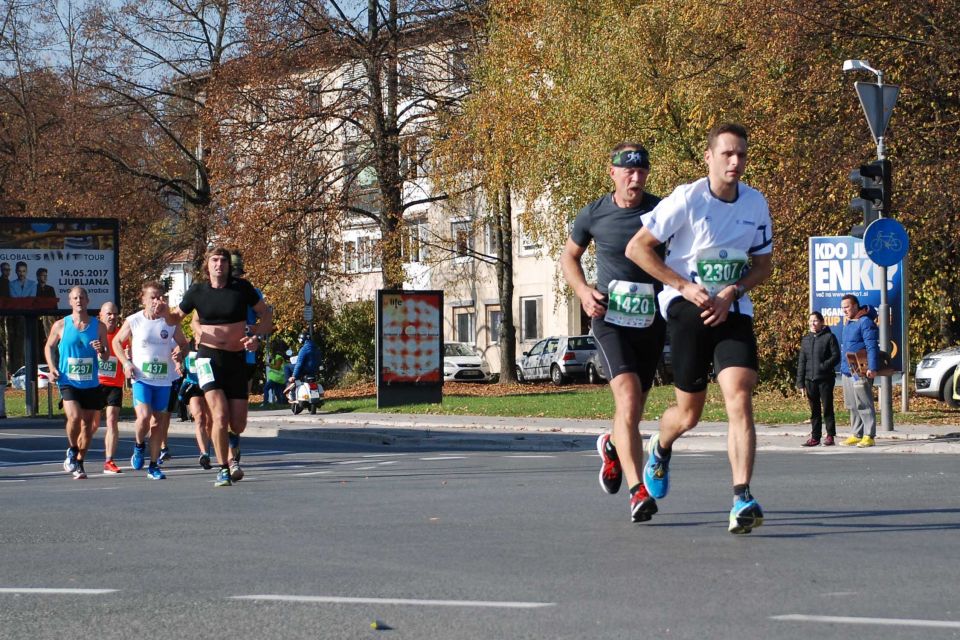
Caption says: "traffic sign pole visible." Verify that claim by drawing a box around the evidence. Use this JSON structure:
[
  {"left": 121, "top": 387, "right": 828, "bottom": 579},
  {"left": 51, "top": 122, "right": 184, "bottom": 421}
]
[{"left": 846, "top": 60, "right": 902, "bottom": 430}]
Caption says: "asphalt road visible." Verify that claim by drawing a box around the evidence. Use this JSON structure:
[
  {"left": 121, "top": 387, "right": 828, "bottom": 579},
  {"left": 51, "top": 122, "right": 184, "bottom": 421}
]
[{"left": 2, "top": 425, "right": 959, "bottom": 640}]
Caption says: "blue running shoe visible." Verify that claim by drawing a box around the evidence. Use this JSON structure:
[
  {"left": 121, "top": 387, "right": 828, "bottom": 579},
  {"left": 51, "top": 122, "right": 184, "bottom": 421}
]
[
  {"left": 728, "top": 495, "right": 764, "bottom": 534},
  {"left": 146, "top": 464, "right": 166, "bottom": 480},
  {"left": 131, "top": 444, "right": 145, "bottom": 471},
  {"left": 214, "top": 467, "right": 232, "bottom": 487},
  {"left": 63, "top": 448, "right": 78, "bottom": 473},
  {"left": 158, "top": 448, "right": 171, "bottom": 465},
  {"left": 643, "top": 433, "right": 670, "bottom": 499}
]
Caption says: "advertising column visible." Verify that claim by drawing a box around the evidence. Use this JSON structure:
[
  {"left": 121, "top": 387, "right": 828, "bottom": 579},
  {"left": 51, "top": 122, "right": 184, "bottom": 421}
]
[
  {"left": 808, "top": 236, "right": 904, "bottom": 371},
  {"left": 376, "top": 290, "right": 443, "bottom": 408}
]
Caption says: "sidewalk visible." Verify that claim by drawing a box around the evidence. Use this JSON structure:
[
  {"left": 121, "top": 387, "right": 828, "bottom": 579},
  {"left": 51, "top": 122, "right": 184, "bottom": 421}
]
[{"left": 6, "top": 411, "right": 959, "bottom": 454}]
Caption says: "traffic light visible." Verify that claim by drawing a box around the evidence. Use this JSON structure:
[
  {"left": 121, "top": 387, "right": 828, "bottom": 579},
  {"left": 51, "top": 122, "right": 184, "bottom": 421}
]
[{"left": 848, "top": 158, "right": 892, "bottom": 238}]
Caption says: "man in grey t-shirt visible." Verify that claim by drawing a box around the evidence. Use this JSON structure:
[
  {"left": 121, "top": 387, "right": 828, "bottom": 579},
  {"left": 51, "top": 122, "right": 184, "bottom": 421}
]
[{"left": 559, "top": 142, "right": 665, "bottom": 524}]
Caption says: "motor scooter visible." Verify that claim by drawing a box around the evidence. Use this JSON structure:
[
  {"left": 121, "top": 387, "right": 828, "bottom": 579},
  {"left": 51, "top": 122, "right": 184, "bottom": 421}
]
[{"left": 287, "top": 372, "right": 324, "bottom": 414}]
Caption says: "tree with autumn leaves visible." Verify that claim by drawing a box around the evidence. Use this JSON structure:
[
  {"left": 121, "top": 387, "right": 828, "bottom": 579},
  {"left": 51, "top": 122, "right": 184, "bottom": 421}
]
[{"left": 450, "top": 0, "right": 960, "bottom": 388}]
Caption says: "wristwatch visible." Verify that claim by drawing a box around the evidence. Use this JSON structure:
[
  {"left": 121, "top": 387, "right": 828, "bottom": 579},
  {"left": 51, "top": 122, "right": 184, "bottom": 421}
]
[{"left": 733, "top": 283, "right": 747, "bottom": 300}]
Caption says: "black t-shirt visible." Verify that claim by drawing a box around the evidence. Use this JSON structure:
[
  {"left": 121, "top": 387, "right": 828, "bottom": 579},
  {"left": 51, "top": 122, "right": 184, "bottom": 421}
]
[
  {"left": 570, "top": 192, "right": 664, "bottom": 294},
  {"left": 179, "top": 278, "right": 261, "bottom": 325}
]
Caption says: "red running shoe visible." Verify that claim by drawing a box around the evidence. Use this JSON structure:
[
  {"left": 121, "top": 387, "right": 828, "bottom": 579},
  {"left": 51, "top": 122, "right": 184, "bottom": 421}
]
[
  {"left": 596, "top": 433, "right": 622, "bottom": 494},
  {"left": 630, "top": 485, "right": 658, "bottom": 523}
]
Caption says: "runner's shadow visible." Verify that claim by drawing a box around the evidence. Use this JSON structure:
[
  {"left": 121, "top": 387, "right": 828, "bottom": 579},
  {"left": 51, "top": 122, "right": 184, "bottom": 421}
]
[{"left": 649, "top": 508, "right": 960, "bottom": 537}]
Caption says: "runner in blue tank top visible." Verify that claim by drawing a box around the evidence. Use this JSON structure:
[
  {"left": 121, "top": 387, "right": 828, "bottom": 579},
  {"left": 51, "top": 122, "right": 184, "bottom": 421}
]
[{"left": 44, "top": 286, "right": 109, "bottom": 480}]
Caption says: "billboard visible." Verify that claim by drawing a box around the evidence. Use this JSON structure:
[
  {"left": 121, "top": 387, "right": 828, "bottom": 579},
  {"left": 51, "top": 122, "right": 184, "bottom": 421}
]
[
  {"left": 808, "top": 236, "right": 904, "bottom": 370},
  {"left": 376, "top": 290, "right": 443, "bottom": 407},
  {"left": 0, "top": 217, "right": 120, "bottom": 316}
]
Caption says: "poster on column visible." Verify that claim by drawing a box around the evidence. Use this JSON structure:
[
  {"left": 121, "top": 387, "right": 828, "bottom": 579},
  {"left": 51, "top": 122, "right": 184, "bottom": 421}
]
[
  {"left": 808, "top": 236, "right": 904, "bottom": 371},
  {"left": 0, "top": 217, "right": 120, "bottom": 316},
  {"left": 376, "top": 289, "right": 443, "bottom": 408}
]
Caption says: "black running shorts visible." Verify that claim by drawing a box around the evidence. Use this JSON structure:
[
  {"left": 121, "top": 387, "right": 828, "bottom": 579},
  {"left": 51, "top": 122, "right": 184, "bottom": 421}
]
[
  {"left": 100, "top": 385, "right": 123, "bottom": 408},
  {"left": 196, "top": 346, "right": 249, "bottom": 400},
  {"left": 60, "top": 384, "right": 106, "bottom": 411},
  {"left": 666, "top": 298, "right": 758, "bottom": 393},
  {"left": 591, "top": 314, "right": 666, "bottom": 391}
]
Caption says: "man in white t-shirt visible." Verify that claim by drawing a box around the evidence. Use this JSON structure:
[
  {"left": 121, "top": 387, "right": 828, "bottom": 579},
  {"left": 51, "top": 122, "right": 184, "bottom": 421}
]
[{"left": 625, "top": 123, "right": 773, "bottom": 534}]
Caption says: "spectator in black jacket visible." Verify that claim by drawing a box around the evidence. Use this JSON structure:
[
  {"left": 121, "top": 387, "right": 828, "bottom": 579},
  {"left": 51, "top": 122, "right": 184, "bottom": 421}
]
[{"left": 797, "top": 311, "right": 841, "bottom": 446}]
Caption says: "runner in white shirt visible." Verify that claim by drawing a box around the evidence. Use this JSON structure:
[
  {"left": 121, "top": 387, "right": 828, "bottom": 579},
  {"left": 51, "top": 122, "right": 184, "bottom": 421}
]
[
  {"left": 625, "top": 123, "right": 774, "bottom": 534},
  {"left": 113, "top": 282, "right": 188, "bottom": 480}
]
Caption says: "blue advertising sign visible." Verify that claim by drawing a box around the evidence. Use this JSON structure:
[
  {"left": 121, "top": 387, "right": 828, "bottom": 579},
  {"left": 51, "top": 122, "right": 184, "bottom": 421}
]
[
  {"left": 809, "top": 236, "right": 904, "bottom": 371},
  {"left": 863, "top": 218, "right": 909, "bottom": 267}
]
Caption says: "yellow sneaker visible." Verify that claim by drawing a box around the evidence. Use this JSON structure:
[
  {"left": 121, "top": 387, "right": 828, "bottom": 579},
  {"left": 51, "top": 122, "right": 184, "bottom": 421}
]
[
  {"left": 841, "top": 435, "right": 861, "bottom": 446},
  {"left": 856, "top": 435, "right": 876, "bottom": 448}
]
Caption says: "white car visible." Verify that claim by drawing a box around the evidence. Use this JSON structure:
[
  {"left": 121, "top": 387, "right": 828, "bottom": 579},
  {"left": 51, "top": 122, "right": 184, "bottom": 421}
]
[
  {"left": 915, "top": 346, "right": 960, "bottom": 408},
  {"left": 11, "top": 365, "right": 52, "bottom": 390},
  {"left": 443, "top": 342, "right": 493, "bottom": 382}
]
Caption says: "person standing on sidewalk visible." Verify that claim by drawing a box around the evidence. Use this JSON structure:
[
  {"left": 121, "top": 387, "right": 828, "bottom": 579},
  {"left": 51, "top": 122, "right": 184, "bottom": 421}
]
[
  {"left": 838, "top": 294, "right": 878, "bottom": 448},
  {"left": 625, "top": 123, "right": 774, "bottom": 534},
  {"left": 95, "top": 302, "right": 126, "bottom": 473},
  {"left": 44, "top": 286, "right": 109, "bottom": 480},
  {"left": 559, "top": 142, "right": 665, "bottom": 523},
  {"left": 796, "top": 311, "right": 841, "bottom": 447}
]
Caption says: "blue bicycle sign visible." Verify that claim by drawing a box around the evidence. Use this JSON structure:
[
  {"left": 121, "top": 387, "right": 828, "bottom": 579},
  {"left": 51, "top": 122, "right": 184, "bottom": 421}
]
[{"left": 863, "top": 218, "right": 909, "bottom": 267}]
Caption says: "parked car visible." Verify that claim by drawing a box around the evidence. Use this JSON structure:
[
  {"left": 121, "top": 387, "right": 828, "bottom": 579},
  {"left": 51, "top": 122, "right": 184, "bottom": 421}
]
[
  {"left": 11, "top": 364, "right": 52, "bottom": 390},
  {"left": 515, "top": 335, "right": 596, "bottom": 385},
  {"left": 915, "top": 346, "right": 960, "bottom": 408},
  {"left": 585, "top": 340, "right": 673, "bottom": 386},
  {"left": 443, "top": 342, "right": 493, "bottom": 382}
]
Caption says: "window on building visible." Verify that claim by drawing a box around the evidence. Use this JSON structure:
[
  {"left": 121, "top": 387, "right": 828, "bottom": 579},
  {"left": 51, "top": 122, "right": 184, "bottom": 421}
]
[
  {"left": 452, "top": 220, "right": 473, "bottom": 258},
  {"left": 343, "top": 240, "right": 357, "bottom": 273},
  {"left": 402, "top": 219, "right": 428, "bottom": 263},
  {"left": 487, "top": 306, "right": 502, "bottom": 344},
  {"left": 521, "top": 296, "right": 542, "bottom": 342},
  {"left": 448, "top": 43, "right": 470, "bottom": 85},
  {"left": 358, "top": 236, "right": 372, "bottom": 271},
  {"left": 520, "top": 228, "right": 541, "bottom": 255},
  {"left": 484, "top": 221, "right": 501, "bottom": 257},
  {"left": 455, "top": 309, "right": 475, "bottom": 344}
]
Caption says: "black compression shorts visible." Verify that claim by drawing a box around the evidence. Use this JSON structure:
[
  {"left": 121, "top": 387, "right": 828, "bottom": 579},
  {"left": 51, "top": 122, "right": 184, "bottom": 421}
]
[
  {"left": 196, "top": 346, "right": 249, "bottom": 400},
  {"left": 100, "top": 385, "right": 123, "bottom": 408},
  {"left": 591, "top": 314, "right": 666, "bottom": 391},
  {"left": 60, "top": 385, "right": 106, "bottom": 411},
  {"left": 666, "top": 298, "right": 758, "bottom": 393}
]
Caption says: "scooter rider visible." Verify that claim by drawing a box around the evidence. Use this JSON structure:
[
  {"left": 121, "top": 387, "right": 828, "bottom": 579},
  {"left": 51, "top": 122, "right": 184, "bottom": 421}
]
[{"left": 288, "top": 332, "right": 321, "bottom": 392}]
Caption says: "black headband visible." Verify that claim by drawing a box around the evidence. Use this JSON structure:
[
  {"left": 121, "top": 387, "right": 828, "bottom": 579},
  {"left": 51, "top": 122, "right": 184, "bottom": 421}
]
[{"left": 611, "top": 148, "right": 650, "bottom": 169}]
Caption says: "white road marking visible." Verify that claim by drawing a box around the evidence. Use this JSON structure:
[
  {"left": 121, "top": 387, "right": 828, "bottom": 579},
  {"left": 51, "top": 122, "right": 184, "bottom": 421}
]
[
  {"left": 294, "top": 471, "right": 332, "bottom": 477},
  {"left": 376, "top": 461, "right": 398, "bottom": 466},
  {"left": 0, "top": 588, "right": 117, "bottom": 595},
  {"left": 18, "top": 469, "right": 67, "bottom": 476},
  {"left": 333, "top": 460, "right": 370, "bottom": 465},
  {"left": 231, "top": 595, "right": 555, "bottom": 609},
  {"left": 419, "top": 456, "right": 467, "bottom": 461},
  {"left": 353, "top": 466, "right": 378, "bottom": 471},
  {"left": 0, "top": 479, "right": 26, "bottom": 483},
  {"left": 503, "top": 455, "right": 555, "bottom": 459},
  {"left": 0, "top": 432, "right": 63, "bottom": 439},
  {"left": 361, "top": 453, "right": 407, "bottom": 458},
  {"left": 772, "top": 614, "right": 960, "bottom": 629}
]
